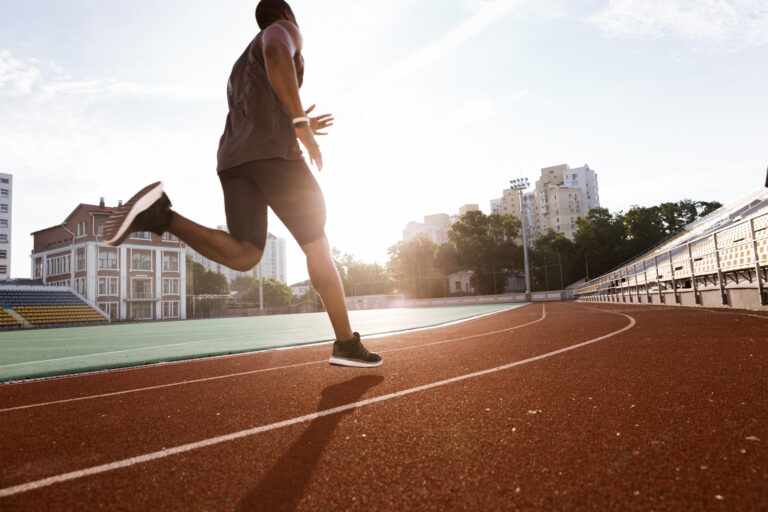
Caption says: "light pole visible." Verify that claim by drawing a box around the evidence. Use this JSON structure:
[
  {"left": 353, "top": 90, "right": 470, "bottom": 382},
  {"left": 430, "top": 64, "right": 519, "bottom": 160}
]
[{"left": 510, "top": 177, "right": 531, "bottom": 298}]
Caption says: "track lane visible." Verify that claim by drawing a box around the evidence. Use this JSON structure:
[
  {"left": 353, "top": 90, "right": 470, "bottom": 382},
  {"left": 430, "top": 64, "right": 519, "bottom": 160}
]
[
  {"left": 0, "top": 305, "right": 620, "bottom": 488},
  {"left": 0, "top": 305, "right": 543, "bottom": 410},
  {"left": 3, "top": 302, "right": 765, "bottom": 510},
  {"left": 0, "top": 305, "right": 545, "bottom": 414},
  {"left": 0, "top": 303, "right": 637, "bottom": 502}
]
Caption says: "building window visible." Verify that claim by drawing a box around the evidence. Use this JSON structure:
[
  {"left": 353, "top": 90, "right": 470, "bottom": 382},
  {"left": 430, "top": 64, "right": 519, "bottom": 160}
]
[
  {"left": 98, "top": 277, "right": 118, "bottom": 296},
  {"left": 162, "top": 301, "right": 180, "bottom": 319},
  {"left": 162, "top": 252, "right": 179, "bottom": 272},
  {"left": 0, "top": 219, "right": 7, "bottom": 228},
  {"left": 98, "top": 302, "right": 119, "bottom": 320},
  {"left": 0, "top": 234, "right": 6, "bottom": 243},
  {"left": 47, "top": 255, "right": 71, "bottom": 276},
  {"left": 74, "top": 277, "right": 86, "bottom": 295},
  {"left": 96, "top": 220, "right": 104, "bottom": 235},
  {"left": 0, "top": 250, "right": 6, "bottom": 259},
  {"left": 0, "top": 204, "right": 7, "bottom": 213},
  {"left": 132, "top": 278, "right": 153, "bottom": 299},
  {"left": 35, "top": 259, "right": 43, "bottom": 278},
  {"left": 162, "top": 277, "right": 180, "bottom": 295},
  {"left": 0, "top": 265, "right": 6, "bottom": 274},
  {"left": 162, "top": 232, "right": 178, "bottom": 242},
  {"left": 76, "top": 248, "right": 86, "bottom": 271},
  {"left": 0, "top": 189, "right": 7, "bottom": 198},
  {"left": 0, "top": 178, "right": 7, "bottom": 184},
  {"left": 130, "top": 302, "right": 153, "bottom": 320},
  {"left": 98, "top": 248, "right": 118, "bottom": 269},
  {"left": 130, "top": 250, "right": 152, "bottom": 271},
  {"left": 76, "top": 221, "right": 87, "bottom": 237},
  {"left": 131, "top": 231, "right": 152, "bottom": 240}
]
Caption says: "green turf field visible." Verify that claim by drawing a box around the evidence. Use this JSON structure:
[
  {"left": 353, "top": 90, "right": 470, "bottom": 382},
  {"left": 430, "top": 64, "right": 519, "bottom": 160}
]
[{"left": 0, "top": 303, "right": 525, "bottom": 382}]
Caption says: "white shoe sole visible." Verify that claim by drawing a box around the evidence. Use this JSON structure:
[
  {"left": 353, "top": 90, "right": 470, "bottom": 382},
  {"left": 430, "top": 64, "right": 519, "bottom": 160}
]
[
  {"left": 328, "top": 356, "right": 383, "bottom": 368},
  {"left": 104, "top": 182, "right": 164, "bottom": 245}
]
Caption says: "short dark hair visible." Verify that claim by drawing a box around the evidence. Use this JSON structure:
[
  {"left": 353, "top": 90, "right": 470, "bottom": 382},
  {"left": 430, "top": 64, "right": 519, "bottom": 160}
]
[{"left": 255, "top": 0, "right": 294, "bottom": 29}]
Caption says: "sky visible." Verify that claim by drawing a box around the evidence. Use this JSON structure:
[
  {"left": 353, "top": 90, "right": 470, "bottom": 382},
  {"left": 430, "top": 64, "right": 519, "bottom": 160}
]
[{"left": 1, "top": 0, "right": 767, "bottom": 285}]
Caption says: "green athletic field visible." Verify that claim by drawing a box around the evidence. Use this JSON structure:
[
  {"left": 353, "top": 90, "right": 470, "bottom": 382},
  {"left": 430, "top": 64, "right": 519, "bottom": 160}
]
[{"left": 0, "top": 303, "right": 526, "bottom": 382}]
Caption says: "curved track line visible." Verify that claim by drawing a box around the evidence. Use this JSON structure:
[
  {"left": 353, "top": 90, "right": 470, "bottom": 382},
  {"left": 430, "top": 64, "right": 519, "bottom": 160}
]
[
  {"left": 0, "top": 305, "right": 545, "bottom": 414},
  {"left": 0, "top": 306, "right": 635, "bottom": 499}
]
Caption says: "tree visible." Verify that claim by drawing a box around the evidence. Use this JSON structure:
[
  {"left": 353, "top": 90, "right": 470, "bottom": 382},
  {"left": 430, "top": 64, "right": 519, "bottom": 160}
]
[
  {"left": 387, "top": 234, "right": 439, "bottom": 298},
  {"left": 190, "top": 262, "right": 230, "bottom": 295},
  {"left": 239, "top": 278, "right": 291, "bottom": 307},
  {"left": 230, "top": 275, "right": 256, "bottom": 293},
  {"left": 447, "top": 211, "right": 522, "bottom": 295},
  {"left": 531, "top": 228, "right": 577, "bottom": 289},
  {"left": 573, "top": 208, "right": 628, "bottom": 280}
]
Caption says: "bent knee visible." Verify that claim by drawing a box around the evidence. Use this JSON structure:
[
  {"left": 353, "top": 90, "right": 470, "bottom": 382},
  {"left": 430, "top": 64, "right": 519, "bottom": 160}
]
[
  {"left": 231, "top": 244, "right": 263, "bottom": 272},
  {"left": 300, "top": 235, "right": 329, "bottom": 256}
]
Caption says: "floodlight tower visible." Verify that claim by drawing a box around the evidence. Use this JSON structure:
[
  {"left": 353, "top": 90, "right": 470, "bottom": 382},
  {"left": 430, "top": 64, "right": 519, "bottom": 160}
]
[{"left": 510, "top": 177, "right": 532, "bottom": 297}]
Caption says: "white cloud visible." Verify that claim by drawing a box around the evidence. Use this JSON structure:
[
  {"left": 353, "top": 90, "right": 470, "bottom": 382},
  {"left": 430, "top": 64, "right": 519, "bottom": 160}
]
[
  {"left": 588, "top": 0, "right": 768, "bottom": 48},
  {"left": 0, "top": 50, "right": 217, "bottom": 102}
]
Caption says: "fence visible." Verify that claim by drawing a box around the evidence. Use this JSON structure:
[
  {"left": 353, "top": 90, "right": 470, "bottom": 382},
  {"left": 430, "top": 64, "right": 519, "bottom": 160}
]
[{"left": 575, "top": 207, "right": 768, "bottom": 310}]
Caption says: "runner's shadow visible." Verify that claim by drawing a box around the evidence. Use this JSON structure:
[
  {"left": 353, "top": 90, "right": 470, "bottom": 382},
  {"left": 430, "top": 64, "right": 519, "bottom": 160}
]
[{"left": 238, "top": 374, "right": 385, "bottom": 512}]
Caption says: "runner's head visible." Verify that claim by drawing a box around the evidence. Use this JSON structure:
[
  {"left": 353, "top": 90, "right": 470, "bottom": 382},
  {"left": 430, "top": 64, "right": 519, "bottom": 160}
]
[{"left": 255, "top": 0, "right": 297, "bottom": 29}]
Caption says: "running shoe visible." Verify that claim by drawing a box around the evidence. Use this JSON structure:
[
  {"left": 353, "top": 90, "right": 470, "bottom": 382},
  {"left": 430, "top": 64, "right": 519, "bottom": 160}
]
[
  {"left": 329, "top": 332, "right": 382, "bottom": 367},
  {"left": 103, "top": 182, "right": 174, "bottom": 246}
]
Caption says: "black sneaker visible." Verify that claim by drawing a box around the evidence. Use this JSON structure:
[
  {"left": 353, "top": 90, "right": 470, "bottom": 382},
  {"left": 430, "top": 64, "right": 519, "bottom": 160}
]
[
  {"left": 103, "top": 182, "right": 174, "bottom": 246},
  {"left": 329, "top": 332, "right": 382, "bottom": 368}
]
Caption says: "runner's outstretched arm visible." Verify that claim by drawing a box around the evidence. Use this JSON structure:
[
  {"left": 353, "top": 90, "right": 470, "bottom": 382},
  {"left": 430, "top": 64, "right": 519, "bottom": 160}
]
[{"left": 261, "top": 21, "right": 323, "bottom": 170}]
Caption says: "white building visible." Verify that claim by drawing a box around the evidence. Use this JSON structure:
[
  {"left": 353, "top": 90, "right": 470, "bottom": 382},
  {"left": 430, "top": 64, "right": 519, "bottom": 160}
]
[
  {"left": 0, "top": 173, "right": 11, "bottom": 280},
  {"left": 493, "top": 163, "right": 600, "bottom": 242},
  {"left": 402, "top": 206, "right": 481, "bottom": 246},
  {"left": 31, "top": 199, "right": 187, "bottom": 321},
  {"left": 187, "top": 227, "right": 287, "bottom": 284}
]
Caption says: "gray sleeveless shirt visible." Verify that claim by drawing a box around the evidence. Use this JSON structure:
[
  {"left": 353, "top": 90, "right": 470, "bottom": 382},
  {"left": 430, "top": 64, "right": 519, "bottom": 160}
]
[{"left": 216, "top": 32, "right": 304, "bottom": 172}]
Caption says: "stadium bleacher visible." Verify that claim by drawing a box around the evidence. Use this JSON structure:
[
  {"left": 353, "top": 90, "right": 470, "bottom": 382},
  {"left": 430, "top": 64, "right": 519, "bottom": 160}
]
[{"left": 0, "top": 287, "right": 108, "bottom": 329}]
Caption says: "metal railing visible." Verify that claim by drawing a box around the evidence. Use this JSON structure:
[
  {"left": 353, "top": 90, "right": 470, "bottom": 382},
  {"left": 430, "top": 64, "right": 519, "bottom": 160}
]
[{"left": 575, "top": 209, "right": 768, "bottom": 305}]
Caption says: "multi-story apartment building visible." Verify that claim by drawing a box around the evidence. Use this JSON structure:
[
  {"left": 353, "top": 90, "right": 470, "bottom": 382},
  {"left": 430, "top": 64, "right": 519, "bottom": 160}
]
[
  {"left": 187, "top": 227, "right": 287, "bottom": 284},
  {"left": 30, "top": 198, "right": 187, "bottom": 320},
  {"left": 534, "top": 164, "right": 599, "bottom": 240},
  {"left": 403, "top": 205, "right": 483, "bottom": 246},
  {"left": 490, "top": 188, "right": 536, "bottom": 242},
  {"left": 0, "top": 172, "right": 12, "bottom": 280},
  {"left": 492, "top": 163, "right": 600, "bottom": 242}
]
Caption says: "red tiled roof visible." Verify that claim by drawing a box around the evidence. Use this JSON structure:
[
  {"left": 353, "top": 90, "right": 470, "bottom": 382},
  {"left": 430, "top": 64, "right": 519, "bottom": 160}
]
[{"left": 81, "top": 203, "right": 115, "bottom": 214}]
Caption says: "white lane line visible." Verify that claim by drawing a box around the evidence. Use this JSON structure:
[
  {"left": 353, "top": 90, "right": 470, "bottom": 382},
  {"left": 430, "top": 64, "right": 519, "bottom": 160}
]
[
  {"left": 0, "top": 305, "right": 544, "bottom": 413},
  {"left": 0, "top": 305, "right": 524, "bottom": 370},
  {"left": 0, "top": 306, "right": 635, "bottom": 499}
]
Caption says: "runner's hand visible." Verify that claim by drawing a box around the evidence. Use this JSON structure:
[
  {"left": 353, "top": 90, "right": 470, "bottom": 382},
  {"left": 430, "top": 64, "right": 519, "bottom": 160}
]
[
  {"left": 305, "top": 104, "right": 334, "bottom": 136},
  {"left": 295, "top": 125, "right": 323, "bottom": 171}
]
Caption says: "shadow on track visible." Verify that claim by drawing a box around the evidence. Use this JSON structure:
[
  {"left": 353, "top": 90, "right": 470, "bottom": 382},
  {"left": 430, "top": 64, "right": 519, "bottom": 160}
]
[{"left": 238, "top": 374, "right": 385, "bottom": 511}]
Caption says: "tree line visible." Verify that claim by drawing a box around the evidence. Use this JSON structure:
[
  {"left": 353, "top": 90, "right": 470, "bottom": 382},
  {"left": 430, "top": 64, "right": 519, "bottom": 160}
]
[{"left": 187, "top": 198, "right": 722, "bottom": 301}]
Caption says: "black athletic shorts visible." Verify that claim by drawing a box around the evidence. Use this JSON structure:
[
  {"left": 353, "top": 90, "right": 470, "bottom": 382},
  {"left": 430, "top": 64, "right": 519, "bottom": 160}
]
[{"left": 218, "top": 158, "right": 326, "bottom": 251}]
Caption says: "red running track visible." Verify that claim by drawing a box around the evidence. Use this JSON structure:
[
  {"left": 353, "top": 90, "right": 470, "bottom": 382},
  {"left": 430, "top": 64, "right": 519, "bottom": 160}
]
[{"left": 0, "top": 302, "right": 766, "bottom": 510}]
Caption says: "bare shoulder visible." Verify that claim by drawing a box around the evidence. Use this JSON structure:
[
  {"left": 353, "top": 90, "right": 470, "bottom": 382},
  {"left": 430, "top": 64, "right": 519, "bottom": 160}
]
[{"left": 263, "top": 20, "right": 303, "bottom": 50}]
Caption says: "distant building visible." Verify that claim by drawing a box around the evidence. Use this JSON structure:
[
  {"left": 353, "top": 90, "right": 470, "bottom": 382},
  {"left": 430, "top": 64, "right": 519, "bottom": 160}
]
[
  {"left": 0, "top": 172, "right": 11, "bottom": 280},
  {"left": 448, "top": 271, "right": 475, "bottom": 295},
  {"left": 187, "top": 228, "right": 287, "bottom": 284},
  {"left": 289, "top": 279, "right": 311, "bottom": 298},
  {"left": 493, "top": 163, "right": 600, "bottom": 242},
  {"left": 30, "top": 197, "right": 187, "bottom": 321},
  {"left": 402, "top": 206, "right": 481, "bottom": 245},
  {"left": 534, "top": 164, "right": 599, "bottom": 240}
]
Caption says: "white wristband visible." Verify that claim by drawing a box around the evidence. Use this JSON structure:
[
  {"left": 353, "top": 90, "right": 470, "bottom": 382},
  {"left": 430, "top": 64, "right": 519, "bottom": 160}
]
[{"left": 292, "top": 116, "right": 310, "bottom": 126}]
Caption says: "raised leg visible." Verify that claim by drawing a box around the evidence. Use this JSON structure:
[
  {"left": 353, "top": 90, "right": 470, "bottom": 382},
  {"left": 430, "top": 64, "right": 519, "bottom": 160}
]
[{"left": 169, "top": 212, "right": 263, "bottom": 272}]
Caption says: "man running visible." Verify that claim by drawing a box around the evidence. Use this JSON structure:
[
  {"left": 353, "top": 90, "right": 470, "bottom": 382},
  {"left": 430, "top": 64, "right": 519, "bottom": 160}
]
[{"left": 103, "top": 0, "right": 381, "bottom": 368}]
